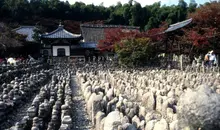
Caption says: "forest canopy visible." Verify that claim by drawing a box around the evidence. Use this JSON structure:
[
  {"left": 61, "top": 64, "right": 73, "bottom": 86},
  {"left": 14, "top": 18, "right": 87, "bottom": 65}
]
[{"left": 0, "top": 0, "right": 199, "bottom": 30}]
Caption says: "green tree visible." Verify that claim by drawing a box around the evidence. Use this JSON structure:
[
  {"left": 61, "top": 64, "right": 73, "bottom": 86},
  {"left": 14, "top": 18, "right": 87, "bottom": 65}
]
[
  {"left": 115, "top": 38, "right": 156, "bottom": 67},
  {"left": 3, "top": 0, "right": 30, "bottom": 20},
  {"left": 144, "top": 2, "right": 161, "bottom": 30},
  {"left": 145, "top": 17, "right": 160, "bottom": 30},
  {"left": 124, "top": 1, "right": 160, "bottom": 30},
  {"left": 0, "top": 0, "right": 3, "bottom": 16},
  {"left": 30, "top": 0, "right": 45, "bottom": 16},
  {"left": 188, "top": 0, "right": 197, "bottom": 13},
  {"left": 32, "top": 25, "right": 45, "bottom": 42},
  {"left": 122, "top": 4, "right": 131, "bottom": 25},
  {"left": 177, "top": 0, "right": 188, "bottom": 21},
  {"left": 0, "top": 23, "right": 23, "bottom": 54},
  {"left": 70, "top": 2, "right": 86, "bottom": 20},
  {"left": 108, "top": 2, "right": 125, "bottom": 24},
  {"left": 130, "top": 2, "right": 142, "bottom": 26}
]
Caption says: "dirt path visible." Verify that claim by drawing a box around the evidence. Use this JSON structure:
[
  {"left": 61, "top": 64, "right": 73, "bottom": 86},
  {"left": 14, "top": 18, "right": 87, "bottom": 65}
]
[{"left": 71, "top": 76, "right": 93, "bottom": 130}]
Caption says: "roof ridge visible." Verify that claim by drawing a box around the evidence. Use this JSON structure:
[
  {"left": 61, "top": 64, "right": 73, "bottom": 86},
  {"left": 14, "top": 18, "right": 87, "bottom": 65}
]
[
  {"left": 164, "top": 18, "right": 192, "bottom": 33},
  {"left": 41, "top": 25, "right": 82, "bottom": 39},
  {"left": 41, "top": 25, "right": 63, "bottom": 36},
  {"left": 169, "top": 18, "right": 192, "bottom": 27},
  {"left": 80, "top": 24, "right": 140, "bottom": 29}
]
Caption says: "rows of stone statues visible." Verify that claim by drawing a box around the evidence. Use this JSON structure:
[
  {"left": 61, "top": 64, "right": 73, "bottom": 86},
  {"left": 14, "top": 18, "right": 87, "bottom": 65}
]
[
  {"left": 1, "top": 62, "right": 220, "bottom": 130},
  {"left": 76, "top": 65, "right": 220, "bottom": 130},
  {"left": 11, "top": 69, "right": 73, "bottom": 130},
  {"left": 0, "top": 69, "right": 51, "bottom": 129},
  {"left": 0, "top": 61, "right": 49, "bottom": 85}
]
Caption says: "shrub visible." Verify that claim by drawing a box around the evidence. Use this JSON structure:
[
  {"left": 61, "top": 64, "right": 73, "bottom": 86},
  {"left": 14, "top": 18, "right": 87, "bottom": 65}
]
[{"left": 115, "top": 38, "right": 157, "bottom": 67}]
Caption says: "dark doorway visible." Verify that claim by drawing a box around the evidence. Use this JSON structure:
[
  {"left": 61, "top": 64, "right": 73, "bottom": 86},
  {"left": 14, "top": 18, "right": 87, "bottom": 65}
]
[
  {"left": 43, "top": 50, "right": 49, "bottom": 56},
  {"left": 57, "top": 48, "right": 66, "bottom": 57}
]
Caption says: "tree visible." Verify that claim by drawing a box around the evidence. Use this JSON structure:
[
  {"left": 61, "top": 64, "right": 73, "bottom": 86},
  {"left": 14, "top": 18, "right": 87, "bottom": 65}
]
[
  {"left": 98, "top": 28, "right": 139, "bottom": 51},
  {"left": 145, "top": 17, "right": 160, "bottom": 30},
  {"left": 0, "top": 0, "right": 202, "bottom": 31},
  {"left": 0, "top": 23, "right": 24, "bottom": 55},
  {"left": 178, "top": 0, "right": 187, "bottom": 9},
  {"left": 115, "top": 38, "right": 156, "bottom": 67},
  {"left": 32, "top": 25, "right": 45, "bottom": 42},
  {"left": 3, "top": 0, "right": 30, "bottom": 20},
  {"left": 107, "top": 2, "right": 125, "bottom": 25},
  {"left": 188, "top": 0, "right": 197, "bottom": 13},
  {"left": 0, "top": 0, "right": 3, "bottom": 14},
  {"left": 130, "top": 2, "right": 142, "bottom": 26},
  {"left": 185, "top": 1, "right": 220, "bottom": 51},
  {"left": 98, "top": 24, "right": 166, "bottom": 52},
  {"left": 30, "top": 0, "right": 44, "bottom": 16},
  {"left": 122, "top": 4, "right": 131, "bottom": 25},
  {"left": 177, "top": 0, "right": 188, "bottom": 21},
  {"left": 128, "top": 0, "right": 133, "bottom": 6}
]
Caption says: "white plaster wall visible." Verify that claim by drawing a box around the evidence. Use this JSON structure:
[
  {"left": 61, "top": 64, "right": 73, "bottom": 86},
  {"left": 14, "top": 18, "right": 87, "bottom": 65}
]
[{"left": 53, "top": 46, "right": 70, "bottom": 56}]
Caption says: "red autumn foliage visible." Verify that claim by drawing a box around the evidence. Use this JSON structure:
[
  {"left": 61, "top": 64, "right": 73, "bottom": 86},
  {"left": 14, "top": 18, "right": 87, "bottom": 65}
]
[
  {"left": 189, "top": 2, "right": 220, "bottom": 31},
  {"left": 184, "top": 28, "right": 216, "bottom": 46},
  {"left": 184, "top": 1, "right": 220, "bottom": 47},
  {"left": 145, "top": 27, "right": 166, "bottom": 42},
  {"left": 98, "top": 25, "right": 166, "bottom": 52},
  {"left": 98, "top": 28, "right": 140, "bottom": 51}
]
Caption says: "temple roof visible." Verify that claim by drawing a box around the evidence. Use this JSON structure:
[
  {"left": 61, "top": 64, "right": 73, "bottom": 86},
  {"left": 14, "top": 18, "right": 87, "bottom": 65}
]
[
  {"left": 164, "top": 18, "right": 192, "bottom": 33},
  {"left": 13, "top": 26, "right": 36, "bottom": 42},
  {"left": 41, "top": 24, "right": 82, "bottom": 39},
  {"left": 81, "top": 24, "right": 140, "bottom": 29},
  {"left": 80, "top": 24, "right": 140, "bottom": 43}
]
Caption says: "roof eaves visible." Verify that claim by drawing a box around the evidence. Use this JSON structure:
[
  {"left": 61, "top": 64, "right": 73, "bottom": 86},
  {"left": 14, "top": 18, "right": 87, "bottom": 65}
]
[
  {"left": 164, "top": 18, "right": 192, "bottom": 33},
  {"left": 12, "top": 26, "right": 36, "bottom": 31},
  {"left": 169, "top": 18, "right": 192, "bottom": 27}
]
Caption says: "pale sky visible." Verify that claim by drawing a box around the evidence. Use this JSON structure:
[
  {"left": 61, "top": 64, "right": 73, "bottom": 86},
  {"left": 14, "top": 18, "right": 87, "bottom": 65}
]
[{"left": 62, "top": 0, "right": 210, "bottom": 7}]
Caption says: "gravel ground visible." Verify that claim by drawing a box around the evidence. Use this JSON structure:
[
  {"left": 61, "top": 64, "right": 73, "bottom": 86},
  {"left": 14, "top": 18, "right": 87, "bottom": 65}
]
[{"left": 71, "top": 76, "right": 93, "bottom": 130}]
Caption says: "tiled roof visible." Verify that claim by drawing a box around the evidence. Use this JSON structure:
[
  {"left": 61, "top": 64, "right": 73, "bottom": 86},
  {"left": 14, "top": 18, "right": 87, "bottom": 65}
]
[
  {"left": 41, "top": 25, "right": 82, "bottom": 39},
  {"left": 80, "top": 24, "right": 140, "bottom": 29},
  {"left": 164, "top": 18, "right": 192, "bottom": 33},
  {"left": 80, "top": 24, "right": 140, "bottom": 43},
  {"left": 13, "top": 26, "right": 36, "bottom": 42}
]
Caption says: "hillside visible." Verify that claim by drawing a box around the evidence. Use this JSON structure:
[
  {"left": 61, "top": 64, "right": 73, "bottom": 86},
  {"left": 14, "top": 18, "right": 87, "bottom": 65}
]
[{"left": 0, "top": 0, "right": 198, "bottom": 31}]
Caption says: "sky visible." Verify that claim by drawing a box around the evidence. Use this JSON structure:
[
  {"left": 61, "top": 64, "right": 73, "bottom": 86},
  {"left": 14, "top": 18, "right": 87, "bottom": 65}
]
[{"left": 61, "top": 0, "right": 211, "bottom": 7}]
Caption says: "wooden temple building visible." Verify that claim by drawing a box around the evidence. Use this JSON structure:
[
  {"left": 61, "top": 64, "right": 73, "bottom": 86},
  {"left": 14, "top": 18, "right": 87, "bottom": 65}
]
[
  {"left": 13, "top": 19, "right": 193, "bottom": 63},
  {"left": 40, "top": 24, "right": 83, "bottom": 57},
  {"left": 13, "top": 23, "right": 139, "bottom": 62},
  {"left": 39, "top": 23, "right": 140, "bottom": 62}
]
